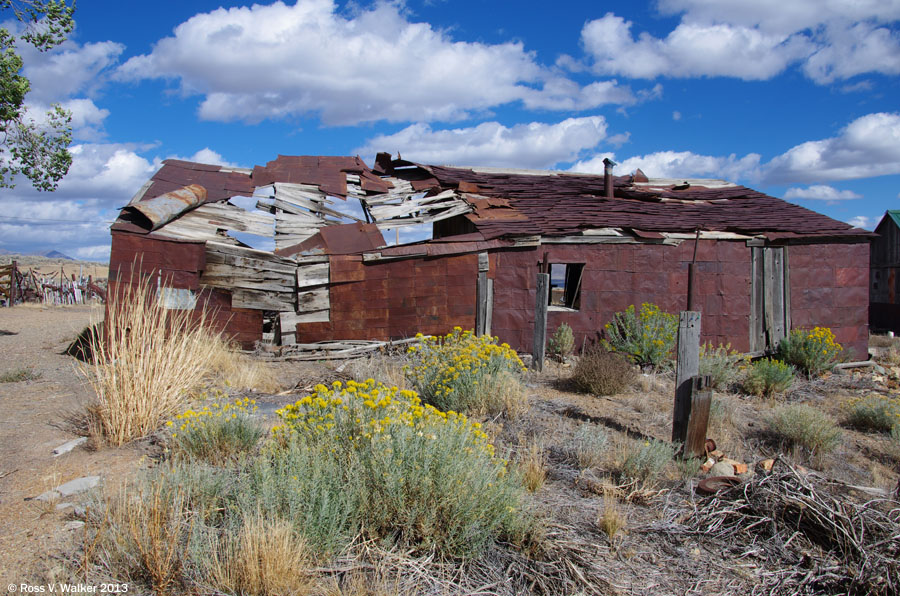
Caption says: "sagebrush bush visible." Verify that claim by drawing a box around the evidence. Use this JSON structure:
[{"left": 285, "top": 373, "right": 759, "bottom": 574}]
[
  {"left": 405, "top": 327, "right": 527, "bottom": 415},
  {"left": 548, "top": 323, "right": 575, "bottom": 359},
  {"left": 777, "top": 326, "right": 843, "bottom": 376},
  {"left": 572, "top": 425, "right": 608, "bottom": 470},
  {"left": 81, "top": 380, "right": 535, "bottom": 591},
  {"left": 167, "top": 393, "right": 264, "bottom": 464},
  {"left": 620, "top": 439, "right": 675, "bottom": 487},
  {"left": 844, "top": 394, "right": 900, "bottom": 433},
  {"left": 767, "top": 403, "right": 842, "bottom": 455},
  {"left": 699, "top": 343, "right": 748, "bottom": 390},
  {"left": 571, "top": 346, "right": 636, "bottom": 396},
  {"left": 603, "top": 303, "right": 677, "bottom": 367},
  {"left": 744, "top": 358, "right": 795, "bottom": 398},
  {"left": 274, "top": 379, "right": 532, "bottom": 557}
]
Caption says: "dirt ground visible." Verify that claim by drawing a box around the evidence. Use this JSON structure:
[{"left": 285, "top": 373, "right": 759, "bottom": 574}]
[
  {"left": 0, "top": 305, "right": 141, "bottom": 582},
  {"left": 0, "top": 304, "right": 897, "bottom": 593}
]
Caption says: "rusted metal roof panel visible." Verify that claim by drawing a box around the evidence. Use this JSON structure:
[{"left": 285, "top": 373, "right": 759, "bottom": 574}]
[
  {"left": 278, "top": 222, "right": 385, "bottom": 257},
  {"left": 123, "top": 184, "right": 206, "bottom": 231}
]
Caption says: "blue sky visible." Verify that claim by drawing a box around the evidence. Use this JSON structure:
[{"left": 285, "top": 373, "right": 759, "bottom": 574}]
[{"left": 1, "top": 0, "right": 899, "bottom": 260}]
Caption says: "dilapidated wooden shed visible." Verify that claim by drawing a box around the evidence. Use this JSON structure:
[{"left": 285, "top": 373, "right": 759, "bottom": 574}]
[{"left": 109, "top": 153, "right": 872, "bottom": 359}]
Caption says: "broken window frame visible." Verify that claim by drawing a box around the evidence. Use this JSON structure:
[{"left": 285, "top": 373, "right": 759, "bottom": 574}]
[{"left": 547, "top": 263, "right": 585, "bottom": 311}]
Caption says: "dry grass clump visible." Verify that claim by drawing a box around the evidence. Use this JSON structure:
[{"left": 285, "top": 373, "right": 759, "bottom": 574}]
[
  {"left": 207, "top": 516, "right": 315, "bottom": 596},
  {"left": 767, "top": 403, "right": 842, "bottom": 456},
  {"left": 477, "top": 370, "right": 529, "bottom": 418},
  {"left": 80, "top": 271, "right": 280, "bottom": 446},
  {"left": 597, "top": 495, "right": 627, "bottom": 547},
  {"left": 519, "top": 441, "right": 547, "bottom": 493},
  {"left": 80, "top": 276, "right": 225, "bottom": 446},
  {"left": 341, "top": 351, "right": 408, "bottom": 390},
  {"left": 206, "top": 341, "right": 282, "bottom": 393},
  {"left": 570, "top": 346, "right": 636, "bottom": 396}
]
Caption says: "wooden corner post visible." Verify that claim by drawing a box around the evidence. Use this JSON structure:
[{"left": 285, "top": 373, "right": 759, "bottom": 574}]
[
  {"left": 532, "top": 272, "right": 550, "bottom": 371},
  {"left": 672, "top": 311, "right": 711, "bottom": 457}
]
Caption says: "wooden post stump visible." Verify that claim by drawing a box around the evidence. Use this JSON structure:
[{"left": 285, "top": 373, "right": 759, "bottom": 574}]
[
  {"left": 672, "top": 311, "right": 711, "bottom": 457},
  {"left": 532, "top": 273, "right": 550, "bottom": 371}
]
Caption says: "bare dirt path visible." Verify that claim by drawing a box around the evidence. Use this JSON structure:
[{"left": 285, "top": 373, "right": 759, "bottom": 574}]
[{"left": 0, "top": 305, "right": 144, "bottom": 582}]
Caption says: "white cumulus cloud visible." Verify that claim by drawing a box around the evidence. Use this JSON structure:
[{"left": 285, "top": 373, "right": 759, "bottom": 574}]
[
  {"left": 581, "top": 2, "right": 900, "bottom": 84},
  {"left": 355, "top": 116, "right": 609, "bottom": 169},
  {"left": 764, "top": 112, "right": 900, "bottom": 183},
  {"left": 571, "top": 150, "right": 762, "bottom": 182},
  {"left": 846, "top": 216, "right": 872, "bottom": 229},
  {"left": 115, "top": 0, "right": 639, "bottom": 126},
  {"left": 783, "top": 185, "right": 862, "bottom": 200}
]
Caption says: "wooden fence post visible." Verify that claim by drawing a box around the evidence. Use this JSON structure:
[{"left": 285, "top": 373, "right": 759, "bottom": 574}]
[
  {"left": 9, "top": 260, "right": 17, "bottom": 306},
  {"left": 672, "top": 311, "right": 711, "bottom": 457},
  {"left": 532, "top": 273, "right": 550, "bottom": 371}
]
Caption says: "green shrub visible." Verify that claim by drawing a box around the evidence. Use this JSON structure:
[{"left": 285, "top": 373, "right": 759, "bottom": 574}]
[
  {"left": 744, "top": 358, "right": 795, "bottom": 398},
  {"left": 0, "top": 367, "right": 40, "bottom": 383},
  {"left": 572, "top": 425, "right": 608, "bottom": 470},
  {"left": 603, "top": 303, "right": 677, "bottom": 367},
  {"left": 548, "top": 323, "right": 575, "bottom": 359},
  {"left": 81, "top": 380, "right": 536, "bottom": 591},
  {"left": 571, "top": 346, "right": 636, "bottom": 395},
  {"left": 699, "top": 343, "right": 748, "bottom": 390},
  {"left": 767, "top": 404, "right": 842, "bottom": 455},
  {"left": 405, "top": 327, "right": 527, "bottom": 415},
  {"left": 168, "top": 393, "right": 265, "bottom": 464},
  {"left": 274, "top": 379, "right": 532, "bottom": 557},
  {"left": 777, "top": 326, "right": 843, "bottom": 376},
  {"left": 620, "top": 439, "right": 675, "bottom": 487},
  {"left": 844, "top": 394, "right": 900, "bottom": 433}
]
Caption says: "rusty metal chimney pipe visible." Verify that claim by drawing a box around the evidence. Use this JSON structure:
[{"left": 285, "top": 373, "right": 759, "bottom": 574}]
[{"left": 603, "top": 157, "right": 616, "bottom": 198}]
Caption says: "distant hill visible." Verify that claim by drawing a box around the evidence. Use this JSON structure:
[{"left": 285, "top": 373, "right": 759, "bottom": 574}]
[{"left": 39, "top": 250, "right": 74, "bottom": 260}]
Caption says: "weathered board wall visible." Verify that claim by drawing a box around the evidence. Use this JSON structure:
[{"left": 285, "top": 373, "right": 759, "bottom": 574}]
[
  {"left": 489, "top": 239, "right": 869, "bottom": 360},
  {"left": 294, "top": 253, "right": 479, "bottom": 342}
]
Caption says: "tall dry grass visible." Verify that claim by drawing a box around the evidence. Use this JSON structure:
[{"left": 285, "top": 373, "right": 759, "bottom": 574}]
[{"left": 80, "top": 271, "right": 277, "bottom": 446}]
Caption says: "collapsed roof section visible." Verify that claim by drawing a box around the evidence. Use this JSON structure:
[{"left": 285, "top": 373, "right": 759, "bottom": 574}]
[{"left": 114, "top": 152, "right": 869, "bottom": 251}]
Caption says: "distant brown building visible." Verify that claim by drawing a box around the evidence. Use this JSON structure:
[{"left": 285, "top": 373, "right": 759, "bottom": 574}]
[
  {"left": 109, "top": 153, "right": 873, "bottom": 359},
  {"left": 870, "top": 211, "right": 900, "bottom": 334}
]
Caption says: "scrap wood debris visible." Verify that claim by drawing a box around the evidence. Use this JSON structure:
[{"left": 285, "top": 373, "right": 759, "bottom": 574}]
[
  {"left": 645, "top": 458, "right": 899, "bottom": 596},
  {"left": 256, "top": 335, "right": 427, "bottom": 361}
]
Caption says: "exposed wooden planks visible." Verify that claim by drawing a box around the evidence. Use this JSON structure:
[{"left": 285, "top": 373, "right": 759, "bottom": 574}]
[
  {"left": 154, "top": 202, "right": 274, "bottom": 242},
  {"left": 202, "top": 242, "right": 322, "bottom": 313}
]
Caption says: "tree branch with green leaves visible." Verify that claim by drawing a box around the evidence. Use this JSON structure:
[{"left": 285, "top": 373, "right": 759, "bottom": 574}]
[{"left": 0, "top": 0, "right": 75, "bottom": 191}]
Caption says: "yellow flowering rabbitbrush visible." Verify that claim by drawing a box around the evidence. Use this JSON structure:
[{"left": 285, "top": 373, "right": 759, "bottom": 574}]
[
  {"left": 404, "top": 327, "right": 527, "bottom": 414},
  {"left": 776, "top": 326, "right": 844, "bottom": 376},
  {"left": 604, "top": 303, "right": 677, "bottom": 367},
  {"left": 168, "top": 391, "right": 263, "bottom": 463},
  {"left": 273, "top": 379, "right": 530, "bottom": 556}
]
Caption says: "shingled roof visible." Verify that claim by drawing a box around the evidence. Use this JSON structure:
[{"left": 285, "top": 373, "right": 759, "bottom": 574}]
[
  {"left": 397, "top": 163, "right": 870, "bottom": 241},
  {"left": 113, "top": 154, "right": 870, "bottom": 245}
]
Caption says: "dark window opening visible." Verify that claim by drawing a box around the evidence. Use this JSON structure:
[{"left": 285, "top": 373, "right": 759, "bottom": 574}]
[{"left": 549, "top": 263, "right": 584, "bottom": 310}]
